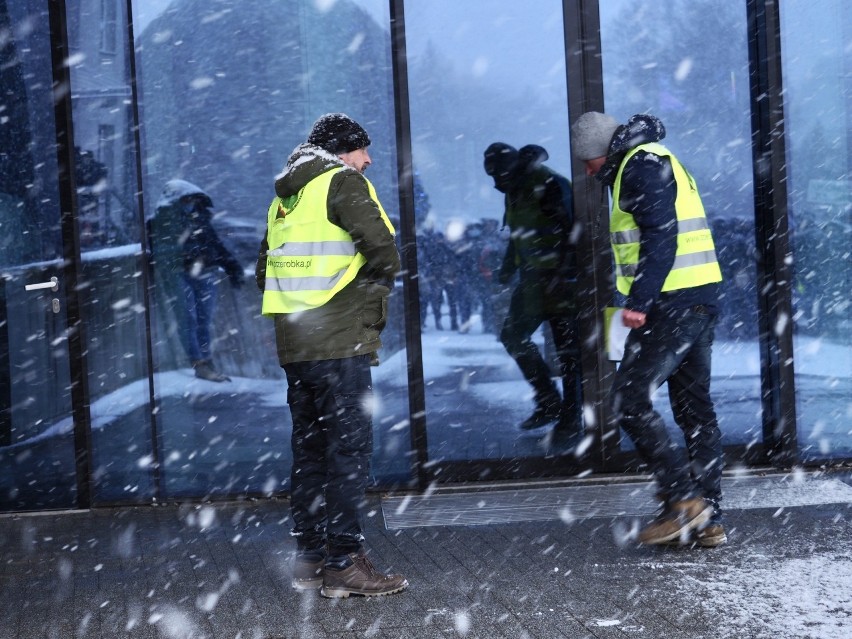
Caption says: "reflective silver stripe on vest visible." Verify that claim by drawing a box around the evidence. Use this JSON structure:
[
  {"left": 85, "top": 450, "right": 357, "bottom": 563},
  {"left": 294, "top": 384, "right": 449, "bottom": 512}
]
[
  {"left": 678, "top": 217, "right": 710, "bottom": 233},
  {"left": 611, "top": 229, "right": 641, "bottom": 245},
  {"left": 611, "top": 218, "right": 710, "bottom": 246},
  {"left": 264, "top": 270, "right": 349, "bottom": 292},
  {"left": 268, "top": 241, "right": 356, "bottom": 257},
  {"left": 616, "top": 250, "right": 719, "bottom": 277}
]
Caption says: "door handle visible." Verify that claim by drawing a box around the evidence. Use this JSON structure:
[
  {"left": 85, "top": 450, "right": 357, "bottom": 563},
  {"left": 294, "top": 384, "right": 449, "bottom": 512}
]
[{"left": 25, "top": 277, "right": 59, "bottom": 292}]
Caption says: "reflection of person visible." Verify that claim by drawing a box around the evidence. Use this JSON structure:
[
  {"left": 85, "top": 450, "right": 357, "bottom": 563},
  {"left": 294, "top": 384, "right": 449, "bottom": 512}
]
[
  {"left": 415, "top": 227, "right": 438, "bottom": 329},
  {"left": 147, "top": 179, "right": 244, "bottom": 382},
  {"left": 74, "top": 146, "right": 108, "bottom": 246},
  {"left": 475, "top": 218, "right": 508, "bottom": 334},
  {"left": 571, "top": 111, "right": 726, "bottom": 547},
  {"left": 483, "top": 142, "right": 582, "bottom": 440},
  {"left": 256, "top": 113, "right": 407, "bottom": 597},
  {"left": 418, "top": 227, "right": 456, "bottom": 330}
]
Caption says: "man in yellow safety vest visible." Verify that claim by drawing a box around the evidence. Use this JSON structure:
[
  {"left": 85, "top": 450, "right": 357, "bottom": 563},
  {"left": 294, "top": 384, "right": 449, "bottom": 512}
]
[
  {"left": 256, "top": 113, "right": 407, "bottom": 597},
  {"left": 571, "top": 112, "right": 726, "bottom": 548}
]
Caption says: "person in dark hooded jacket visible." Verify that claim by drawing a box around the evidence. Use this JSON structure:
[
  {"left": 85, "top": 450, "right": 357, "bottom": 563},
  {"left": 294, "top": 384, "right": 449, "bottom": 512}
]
[
  {"left": 256, "top": 113, "right": 407, "bottom": 598},
  {"left": 572, "top": 111, "right": 725, "bottom": 548},
  {"left": 147, "top": 179, "right": 244, "bottom": 382},
  {"left": 483, "top": 142, "right": 582, "bottom": 442}
]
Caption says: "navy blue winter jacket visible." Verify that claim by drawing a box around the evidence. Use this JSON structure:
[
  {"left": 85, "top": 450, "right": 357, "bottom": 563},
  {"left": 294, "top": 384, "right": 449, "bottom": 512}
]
[{"left": 597, "top": 114, "right": 719, "bottom": 316}]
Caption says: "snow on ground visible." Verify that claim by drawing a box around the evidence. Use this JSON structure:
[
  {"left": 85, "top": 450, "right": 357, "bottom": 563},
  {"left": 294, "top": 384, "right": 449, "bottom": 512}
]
[
  {"left": 7, "top": 314, "right": 850, "bottom": 450},
  {"left": 646, "top": 550, "right": 852, "bottom": 638}
]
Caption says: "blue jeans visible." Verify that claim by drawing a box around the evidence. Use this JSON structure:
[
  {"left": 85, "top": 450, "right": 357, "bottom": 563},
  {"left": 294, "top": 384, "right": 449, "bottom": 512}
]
[
  {"left": 177, "top": 272, "right": 216, "bottom": 362},
  {"left": 284, "top": 354, "right": 374, "bottom": 556},
  {"left": 610, "top": 306, "right": 723, "bottom": 520}
]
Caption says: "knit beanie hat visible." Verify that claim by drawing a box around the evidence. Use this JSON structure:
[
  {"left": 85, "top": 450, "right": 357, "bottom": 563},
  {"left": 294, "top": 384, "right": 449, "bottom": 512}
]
[
  {"left": 571, "top": 111, "right": 619, "bottom": 160},
  {"left": 483, "top": 142, "right": 519, "bottom": 176},
  {"left": 307, "top": 113, "right": 371, "bottom": 154}
]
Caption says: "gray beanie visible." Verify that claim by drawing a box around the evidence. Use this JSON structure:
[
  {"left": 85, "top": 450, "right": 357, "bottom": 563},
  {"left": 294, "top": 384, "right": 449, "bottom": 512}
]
[{"left": 571, "top": 111, "right": 619, "bottom": 160}]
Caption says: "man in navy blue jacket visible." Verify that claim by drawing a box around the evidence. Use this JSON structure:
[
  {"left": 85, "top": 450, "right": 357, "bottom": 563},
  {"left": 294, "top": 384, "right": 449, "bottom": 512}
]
[{"left": 572, "top": 112, "right": 726, "bottom": 547}]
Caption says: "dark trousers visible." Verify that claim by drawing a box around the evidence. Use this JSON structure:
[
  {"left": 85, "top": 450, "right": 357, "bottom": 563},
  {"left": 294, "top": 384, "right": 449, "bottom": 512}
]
[
  {"left": 610, "top": 307, "right": 723, "bottom": 518},
  {"left": 284, "top": 354, "right": 374, "bottom": 556},
  {"left": 500, "top": 283, "right": 581, "bottom": 424}
]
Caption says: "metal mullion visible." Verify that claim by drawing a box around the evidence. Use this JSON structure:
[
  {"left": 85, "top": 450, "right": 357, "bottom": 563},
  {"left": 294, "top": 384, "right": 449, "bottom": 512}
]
[
  {"left": 746, "top": 0, "right": 797, "bottom": 467},
  {"left": 389, "top": 0, "right": 428, "bottom": 490},
  {"left": 47, "top": 0, "right": 93, "bottom": 509},
  {"left": 125, "top": 0, "right": 163, "bottom": 502},
  {"left": 563, "top": 0, "right": 620, "bottom": 472}
]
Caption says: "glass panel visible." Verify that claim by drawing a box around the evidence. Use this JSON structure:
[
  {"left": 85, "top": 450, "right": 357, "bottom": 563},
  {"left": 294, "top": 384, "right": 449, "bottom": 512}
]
[
  {"left": 780, "top": 0, "right": 852, "bottom": 459},
  {"left": 405, "top": 0, "right": 583, "bottom": 465},
  {"left": 132, "top": 0, "right": 411, "bottom": 496},
  {"left": 600, "top": 1, "right": 762, "bottom": 452},
  {"left": 65, "top": 0, "right": 156, "bottom": 502},
  {"left": 0, "top": 0, "right": 77, "bottom": 510}
]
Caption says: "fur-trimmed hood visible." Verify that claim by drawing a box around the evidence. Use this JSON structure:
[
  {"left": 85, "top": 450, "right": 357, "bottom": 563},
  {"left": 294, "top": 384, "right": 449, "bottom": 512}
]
[
  {"left": 274, "top": 143, "right": 353, "bottom": 198},
  {"left": 597, "top": 113, "right": 666, "bottom": 186}
]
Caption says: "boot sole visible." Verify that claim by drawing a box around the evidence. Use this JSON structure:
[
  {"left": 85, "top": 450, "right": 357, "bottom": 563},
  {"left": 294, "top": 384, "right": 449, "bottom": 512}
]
[
  {"left": 320, "top": 580, "right": 409, "bottom": 598},
  {"left": 660, "top": 532, "right": 728, "bottom": 548},
  {"left": 696, "top": 532, "right": 728, "bottom": 548},
  {"left": 640, "top": 506, "right": 713, "bottom": 545}
]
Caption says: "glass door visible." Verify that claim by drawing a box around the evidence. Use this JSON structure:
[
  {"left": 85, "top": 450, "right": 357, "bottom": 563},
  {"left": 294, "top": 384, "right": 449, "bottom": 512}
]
[
  {"left": 0, "top": 0, "right": 80, "bottom": 510},
  {"left": 404, "top": 0, "right": 586, "bottom": 480},
  {"left": 780, "top": 0, "right": 852, "bottom": 461},
  {"left": 599, "top": 0, "right": 763, "bottom": 465}
]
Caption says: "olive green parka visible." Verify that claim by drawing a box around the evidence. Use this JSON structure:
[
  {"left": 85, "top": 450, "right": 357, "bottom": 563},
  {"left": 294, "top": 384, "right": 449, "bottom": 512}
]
[{"left": 256, "top": 144, "right": 400, "bottom": 365}]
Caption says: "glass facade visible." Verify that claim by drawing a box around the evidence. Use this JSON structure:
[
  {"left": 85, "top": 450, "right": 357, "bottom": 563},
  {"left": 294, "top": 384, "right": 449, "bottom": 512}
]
[
  {"left": 132, "top": 0, "right": 411, "bottom": 498},
  {"left": 405, "top": 0, "right": 582, "bottom": 470},
  {"left": 0, "top": 0, "right": 848, "bottom": 511},
  {"left": 780, "top": 0, "right": 852, "bottom": 459},
  {"left": 599, "top": 0, "right": 764, "bottom": 454}
]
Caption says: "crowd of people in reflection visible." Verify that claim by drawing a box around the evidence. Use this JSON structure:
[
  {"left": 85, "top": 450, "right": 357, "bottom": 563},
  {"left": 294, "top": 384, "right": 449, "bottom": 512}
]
[{"left": 416, "top": 217, "right": 507, "bottom": 335}]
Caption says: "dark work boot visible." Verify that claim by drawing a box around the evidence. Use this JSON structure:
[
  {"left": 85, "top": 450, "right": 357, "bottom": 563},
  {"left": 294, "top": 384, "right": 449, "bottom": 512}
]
[
  {"left": 550, "top": 412, "right": 584, "bottom": 450},
  {"left": 552, "top": 404, "right": 582, "bottom": 436},
  {"left": 193, "top": 360, "right": 230, "bottom": 382},
  {"left": 520, "top": 397, "right": 563, "bottom": 430},
  {"left": 321, "top": 551, "right": 408, "bottom": 598}
]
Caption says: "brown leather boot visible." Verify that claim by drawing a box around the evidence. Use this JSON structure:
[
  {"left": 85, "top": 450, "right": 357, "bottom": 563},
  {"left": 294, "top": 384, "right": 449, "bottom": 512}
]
[
  {"left": 638, "top": 497, "right": 712, "bottom": 545},
  {"left": 320, "top": 551, "right": 408, "bottom": 598}
]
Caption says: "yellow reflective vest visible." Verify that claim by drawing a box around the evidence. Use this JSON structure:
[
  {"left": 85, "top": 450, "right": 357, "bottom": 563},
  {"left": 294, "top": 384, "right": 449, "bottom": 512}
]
[
  {"left": 610, "top": 142, "right": 722, "bottom": 296},
  {"left": 261, "top": 167, "right": 394, "bottom": 315}
]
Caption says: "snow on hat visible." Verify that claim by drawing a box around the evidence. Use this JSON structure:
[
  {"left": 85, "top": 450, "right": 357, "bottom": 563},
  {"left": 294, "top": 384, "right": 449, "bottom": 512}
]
[
  {"left": 571, "top": 111, "right": 619, "bottom": 160},
  {"left": 156, "top": 178, "right": 211, "bottom": 209},
  {"left": 307, "top": 113, "right": 371, "bottom": 154}
]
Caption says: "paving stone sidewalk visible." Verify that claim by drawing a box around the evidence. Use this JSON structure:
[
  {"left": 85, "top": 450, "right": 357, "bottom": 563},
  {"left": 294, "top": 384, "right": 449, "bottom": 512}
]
[{"left": 1, "top": 472, "right": 851, "bottom": 639}]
